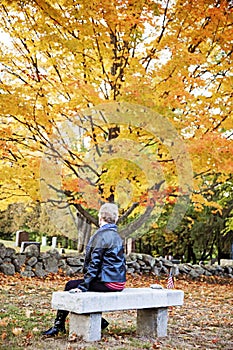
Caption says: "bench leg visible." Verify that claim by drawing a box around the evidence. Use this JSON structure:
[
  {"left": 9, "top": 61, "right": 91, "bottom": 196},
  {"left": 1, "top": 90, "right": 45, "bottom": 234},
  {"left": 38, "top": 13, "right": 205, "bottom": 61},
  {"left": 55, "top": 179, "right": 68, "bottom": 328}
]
[
  {"left": 69, "top": 312, "right": 102, "bottom": 341},
  {"left": 137, "top": 307, "right": 168, "bottom": 337}
]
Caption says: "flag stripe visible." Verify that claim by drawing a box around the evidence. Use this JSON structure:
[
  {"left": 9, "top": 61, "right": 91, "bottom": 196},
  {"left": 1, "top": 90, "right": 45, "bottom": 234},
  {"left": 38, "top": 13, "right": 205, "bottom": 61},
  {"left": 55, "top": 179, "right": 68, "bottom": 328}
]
[{"left": 167, "top": 270, "right": 175, "bottom": 289}]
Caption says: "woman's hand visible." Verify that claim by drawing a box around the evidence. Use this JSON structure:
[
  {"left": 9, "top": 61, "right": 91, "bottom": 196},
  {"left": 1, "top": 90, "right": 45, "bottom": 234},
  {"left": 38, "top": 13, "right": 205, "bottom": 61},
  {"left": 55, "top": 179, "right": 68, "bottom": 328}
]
[{"left": 69, "top": 288, "right": 82, "bottom": 293}]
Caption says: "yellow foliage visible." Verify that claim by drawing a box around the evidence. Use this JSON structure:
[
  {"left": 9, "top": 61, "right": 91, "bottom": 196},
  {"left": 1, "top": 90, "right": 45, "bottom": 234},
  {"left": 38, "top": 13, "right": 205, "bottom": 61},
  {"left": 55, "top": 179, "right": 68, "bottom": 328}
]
[
  {"left": 192, "top": 193, "right": 223, "bottom": 214},
  {"left": 151, "top": 222, "right": 158, "bottom": 229},
  {"left": 0, "top": 0, "right": 232, "bottom": 216},
  {"left": 164, "top": 231, "right": 177, "bottom": 243}
]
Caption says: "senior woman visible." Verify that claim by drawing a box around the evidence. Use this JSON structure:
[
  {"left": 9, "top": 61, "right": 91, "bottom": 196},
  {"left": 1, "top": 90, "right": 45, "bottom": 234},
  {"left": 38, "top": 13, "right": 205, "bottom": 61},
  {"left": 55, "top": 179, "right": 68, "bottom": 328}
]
[{"left": 42, "top": 202, "right": 126, "bottom": 336}]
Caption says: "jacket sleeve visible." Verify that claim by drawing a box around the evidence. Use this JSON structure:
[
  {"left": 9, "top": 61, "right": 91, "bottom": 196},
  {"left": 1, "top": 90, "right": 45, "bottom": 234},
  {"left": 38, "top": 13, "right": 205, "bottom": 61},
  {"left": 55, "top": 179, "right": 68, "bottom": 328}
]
[{"left": 78, "top": 241, "right": 105, "bottom": 292}]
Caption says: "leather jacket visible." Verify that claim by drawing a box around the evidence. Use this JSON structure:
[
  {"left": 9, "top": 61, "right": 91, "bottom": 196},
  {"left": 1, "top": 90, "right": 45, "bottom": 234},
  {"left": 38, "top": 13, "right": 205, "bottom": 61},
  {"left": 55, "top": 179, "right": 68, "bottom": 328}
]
[{"left": 78, "top": 223, "right": 126, "bottom": 292}]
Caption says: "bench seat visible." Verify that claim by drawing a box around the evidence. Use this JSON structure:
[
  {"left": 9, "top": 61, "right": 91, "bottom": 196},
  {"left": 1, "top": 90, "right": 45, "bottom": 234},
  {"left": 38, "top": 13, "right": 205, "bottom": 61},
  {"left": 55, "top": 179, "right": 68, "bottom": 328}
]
[{"left": 52, "top": 287, "right": 184, "bottom": 341}]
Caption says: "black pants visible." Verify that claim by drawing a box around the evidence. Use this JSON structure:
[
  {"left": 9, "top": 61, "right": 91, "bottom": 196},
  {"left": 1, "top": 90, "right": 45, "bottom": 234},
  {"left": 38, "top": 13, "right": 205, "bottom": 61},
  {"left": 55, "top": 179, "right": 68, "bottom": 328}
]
[
  {"left": 64, "top": 279, "right": 117, "bottom": 292},
  {"left": 61, "top": 279, "right": 116, "bottom": 330}
]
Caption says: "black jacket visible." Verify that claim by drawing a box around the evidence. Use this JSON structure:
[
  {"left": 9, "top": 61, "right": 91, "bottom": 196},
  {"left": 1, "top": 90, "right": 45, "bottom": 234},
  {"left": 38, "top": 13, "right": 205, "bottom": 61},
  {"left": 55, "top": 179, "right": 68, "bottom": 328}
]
[{"left": 78, "top": 223, "right": 126, "bottom": 292}]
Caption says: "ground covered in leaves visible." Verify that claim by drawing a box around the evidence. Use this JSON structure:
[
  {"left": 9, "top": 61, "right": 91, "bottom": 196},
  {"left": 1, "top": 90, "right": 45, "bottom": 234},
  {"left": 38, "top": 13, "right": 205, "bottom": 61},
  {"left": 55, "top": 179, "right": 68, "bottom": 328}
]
[{"left": 0, "top": 272, "right": 232, "bottom": 350}]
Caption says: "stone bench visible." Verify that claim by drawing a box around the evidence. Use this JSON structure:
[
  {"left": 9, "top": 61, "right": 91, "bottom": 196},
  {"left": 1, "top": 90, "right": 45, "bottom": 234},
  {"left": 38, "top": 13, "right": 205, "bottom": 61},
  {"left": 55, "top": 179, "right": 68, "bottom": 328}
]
[{"left": 52, "top": 287, "right": 184, "bottom": 341}]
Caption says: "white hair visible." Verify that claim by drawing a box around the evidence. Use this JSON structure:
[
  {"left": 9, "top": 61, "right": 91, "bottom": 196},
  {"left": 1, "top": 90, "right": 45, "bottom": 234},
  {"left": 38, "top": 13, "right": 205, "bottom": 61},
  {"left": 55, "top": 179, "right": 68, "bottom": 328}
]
[{"left": 99, "top": 203, "right": 119, "bottom": 223}]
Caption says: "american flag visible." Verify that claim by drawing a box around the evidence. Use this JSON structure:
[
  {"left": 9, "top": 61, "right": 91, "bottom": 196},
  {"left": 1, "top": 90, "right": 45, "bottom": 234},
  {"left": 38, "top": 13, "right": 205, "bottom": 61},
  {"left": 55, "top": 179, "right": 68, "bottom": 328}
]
[{"left": 167, "top": 270, "right": 175, "bottom": 289}]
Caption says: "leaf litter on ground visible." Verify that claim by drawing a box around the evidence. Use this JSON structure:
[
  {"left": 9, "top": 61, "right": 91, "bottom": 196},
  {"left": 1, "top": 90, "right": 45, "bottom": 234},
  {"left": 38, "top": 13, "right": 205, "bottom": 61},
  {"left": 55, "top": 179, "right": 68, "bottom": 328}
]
[{"left": 0, "top": 272, "right": 232, "bottom": 350}]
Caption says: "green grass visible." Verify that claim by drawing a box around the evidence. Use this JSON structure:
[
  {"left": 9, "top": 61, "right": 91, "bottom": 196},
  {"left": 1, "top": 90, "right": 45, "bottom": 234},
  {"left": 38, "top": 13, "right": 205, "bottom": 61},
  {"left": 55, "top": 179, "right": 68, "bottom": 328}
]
[
  {"left": 0, "top": 238, "right": 79, "bottom": 254},
  {"left": 1, "top": 241, "right": 233, "bottom": 350},
  {"left": 0, "top": 305, "right": 53, "bottom": 350}
]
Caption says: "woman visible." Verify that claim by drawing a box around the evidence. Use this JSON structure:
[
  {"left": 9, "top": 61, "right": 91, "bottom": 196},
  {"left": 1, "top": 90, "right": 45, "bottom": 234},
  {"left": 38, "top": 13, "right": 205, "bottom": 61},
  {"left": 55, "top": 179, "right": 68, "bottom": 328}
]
[{"left": 42, "top": 202, "right": 126, "bottom": 336}]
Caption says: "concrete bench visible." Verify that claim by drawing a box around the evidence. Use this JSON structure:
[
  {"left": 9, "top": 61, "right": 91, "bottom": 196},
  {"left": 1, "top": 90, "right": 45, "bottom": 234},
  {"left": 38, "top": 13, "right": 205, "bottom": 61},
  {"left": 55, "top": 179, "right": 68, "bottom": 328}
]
[{"left": 52, "top": 287, "right": 184, "bottom": 341}]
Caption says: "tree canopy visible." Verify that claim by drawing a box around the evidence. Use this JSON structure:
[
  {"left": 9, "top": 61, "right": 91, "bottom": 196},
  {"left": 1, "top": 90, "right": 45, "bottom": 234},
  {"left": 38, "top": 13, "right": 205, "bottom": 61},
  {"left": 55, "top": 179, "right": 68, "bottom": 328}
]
[{"left": 0, "top": 0, "right": 232, "bottom": 243}]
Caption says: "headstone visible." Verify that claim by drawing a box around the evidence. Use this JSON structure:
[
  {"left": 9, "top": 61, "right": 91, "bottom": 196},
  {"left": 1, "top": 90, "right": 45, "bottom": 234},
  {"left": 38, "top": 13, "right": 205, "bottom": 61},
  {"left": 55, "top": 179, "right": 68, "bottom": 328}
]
[
  {"left": 52, "top": 237, "right": 57, "bottom": 249},
  {"left": 20, "top": 242, "right": 41, "bottom": 255},
  {"left": 15, "top": 230, "right": 29, "bottom": 247},
  {"left": 220, "top": 259, "right": 233, "bottom": 267},
  {"left": 41, "top": 236, "right": 47, "bottom": 247}
]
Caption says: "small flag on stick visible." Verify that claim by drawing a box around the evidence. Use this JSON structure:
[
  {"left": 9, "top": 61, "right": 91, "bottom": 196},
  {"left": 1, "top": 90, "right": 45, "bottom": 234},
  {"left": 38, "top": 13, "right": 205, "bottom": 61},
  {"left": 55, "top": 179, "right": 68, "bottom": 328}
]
[{"left": 167, "top": 269, "right": 175, "bottom": 289}]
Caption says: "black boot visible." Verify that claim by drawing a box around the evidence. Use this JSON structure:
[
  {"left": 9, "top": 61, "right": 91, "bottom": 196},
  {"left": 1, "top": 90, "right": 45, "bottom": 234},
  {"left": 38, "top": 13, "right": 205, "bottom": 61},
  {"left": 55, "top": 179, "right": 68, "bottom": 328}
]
[
  {"left": 101, "top": 317, "right": 109, "bottom": 330},
  {"left": 42, "top": 310, "right": 69, "bottom": 336}
]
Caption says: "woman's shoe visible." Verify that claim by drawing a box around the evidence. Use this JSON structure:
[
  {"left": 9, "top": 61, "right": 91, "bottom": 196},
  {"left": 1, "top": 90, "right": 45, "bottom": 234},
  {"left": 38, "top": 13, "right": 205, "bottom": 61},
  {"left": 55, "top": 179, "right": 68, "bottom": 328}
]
[
  {"left": 101, "top": 317, "right": 109, "bottom": 330},
  {"left": 42, "top": 325, "right": 66, "bottom": 336},
  {"left": 42, "top": 310, "right": 68, "bottom": 336}
]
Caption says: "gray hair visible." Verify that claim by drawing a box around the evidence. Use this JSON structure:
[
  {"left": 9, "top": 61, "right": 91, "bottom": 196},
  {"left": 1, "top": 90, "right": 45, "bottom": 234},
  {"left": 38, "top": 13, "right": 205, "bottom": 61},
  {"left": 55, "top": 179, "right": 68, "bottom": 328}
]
[{"left": 99, "top": 203, "right": 119, "bottom": 224}]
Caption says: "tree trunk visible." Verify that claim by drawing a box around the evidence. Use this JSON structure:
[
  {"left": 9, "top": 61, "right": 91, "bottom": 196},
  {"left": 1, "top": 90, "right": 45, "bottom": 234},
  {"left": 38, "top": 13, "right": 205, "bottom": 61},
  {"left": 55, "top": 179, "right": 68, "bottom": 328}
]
[{"left": 76, "top": 213, "right": 92, "bottom": 253}]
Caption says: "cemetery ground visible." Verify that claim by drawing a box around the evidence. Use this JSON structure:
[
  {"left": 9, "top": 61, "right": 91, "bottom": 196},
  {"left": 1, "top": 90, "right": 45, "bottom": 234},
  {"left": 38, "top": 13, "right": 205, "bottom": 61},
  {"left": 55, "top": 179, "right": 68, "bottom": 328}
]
[{"left": 0, "top": 273, "right": 232, "bottom": 350}]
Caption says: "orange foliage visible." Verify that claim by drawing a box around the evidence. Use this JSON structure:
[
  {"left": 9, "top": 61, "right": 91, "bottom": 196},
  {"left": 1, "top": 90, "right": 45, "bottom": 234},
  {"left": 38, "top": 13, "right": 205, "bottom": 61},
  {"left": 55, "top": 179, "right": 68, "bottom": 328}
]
[{"left": 0, "top": 0, "right": 232, "bottom": 225}]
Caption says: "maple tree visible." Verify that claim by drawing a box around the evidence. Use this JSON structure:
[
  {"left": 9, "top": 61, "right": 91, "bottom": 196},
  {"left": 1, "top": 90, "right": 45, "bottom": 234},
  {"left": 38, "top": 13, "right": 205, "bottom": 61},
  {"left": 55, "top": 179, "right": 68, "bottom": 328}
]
[{"left": 0, "top": 0, "right": 232, "bottom": 246}]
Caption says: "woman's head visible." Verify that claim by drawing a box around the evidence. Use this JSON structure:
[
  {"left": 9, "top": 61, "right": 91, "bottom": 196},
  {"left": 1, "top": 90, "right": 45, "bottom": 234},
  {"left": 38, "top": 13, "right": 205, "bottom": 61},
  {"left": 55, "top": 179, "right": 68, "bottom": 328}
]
[{"left": 99, "top": 203, "right": 119, "bottom": 224}]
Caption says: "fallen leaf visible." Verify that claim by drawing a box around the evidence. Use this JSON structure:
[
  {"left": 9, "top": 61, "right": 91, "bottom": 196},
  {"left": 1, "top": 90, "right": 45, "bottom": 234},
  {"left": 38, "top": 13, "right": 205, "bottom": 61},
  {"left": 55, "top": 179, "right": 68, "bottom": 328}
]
[
  {"left": 25, "top": 309, "right": 32, "bottom": 318},
  {"left": 32, "top": 327, "right": 39, "bottom": 332},
  {"left": 0, "top": 318, "right": 9, "bottom": 327},
  {"left": 1, "top": 332, "right": 7, "bottom": 340},
  {"left": 212, "top": 338, "right": 220, "bottom": 344},
  {"left": 68, "top": 333, "right": 78, "bottom": 342},
  {"left": 12, "top": 327, "right": 23, "bottom": 336}
]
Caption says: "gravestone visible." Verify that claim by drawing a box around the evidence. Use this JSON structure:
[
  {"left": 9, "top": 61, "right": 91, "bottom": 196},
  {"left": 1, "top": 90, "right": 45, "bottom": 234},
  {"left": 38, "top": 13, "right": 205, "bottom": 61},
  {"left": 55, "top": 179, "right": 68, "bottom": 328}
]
[
  {"left": 15, "top": 230, "right": 29, "bottom": 247},
  {"left": 41, "top": 236, "right": 47, "bottom": 247},
  {"left": 52, "top": 237, "right": 57, "bottom": 249},
  {"left": 20, "top": 241, "right": 41, "bottom": 254}
]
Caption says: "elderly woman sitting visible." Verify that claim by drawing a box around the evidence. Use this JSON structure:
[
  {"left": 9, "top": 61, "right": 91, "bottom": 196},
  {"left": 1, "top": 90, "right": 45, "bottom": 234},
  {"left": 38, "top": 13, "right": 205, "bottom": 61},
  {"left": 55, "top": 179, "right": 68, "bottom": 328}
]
[{"left": 42, "top": 203, "right": 126, "bottom": 336}]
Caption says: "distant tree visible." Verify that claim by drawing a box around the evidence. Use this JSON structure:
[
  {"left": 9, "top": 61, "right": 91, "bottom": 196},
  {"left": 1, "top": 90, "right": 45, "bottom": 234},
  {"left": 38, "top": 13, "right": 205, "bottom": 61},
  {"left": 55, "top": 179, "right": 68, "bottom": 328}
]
[{"left": 139, "top": 175, "right": 233, "bottom": 263}]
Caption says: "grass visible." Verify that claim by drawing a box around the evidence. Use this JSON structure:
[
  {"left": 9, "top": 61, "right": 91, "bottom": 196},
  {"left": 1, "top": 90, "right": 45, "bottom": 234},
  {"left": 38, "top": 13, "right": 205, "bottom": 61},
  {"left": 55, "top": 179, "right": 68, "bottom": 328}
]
[
  {"left": 0, "top": 239, "right": 233, "bottom": 349},
  {"left": 0, "top": 238, "right": 79, "bottom": 254},
  {"left": 0, "top": 273, "right": 232, "bottom": 350}
]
